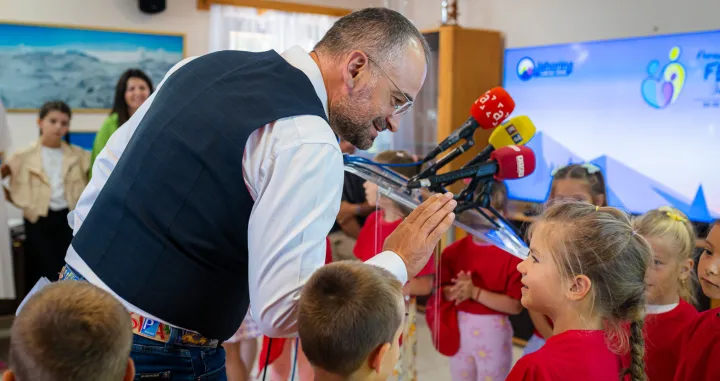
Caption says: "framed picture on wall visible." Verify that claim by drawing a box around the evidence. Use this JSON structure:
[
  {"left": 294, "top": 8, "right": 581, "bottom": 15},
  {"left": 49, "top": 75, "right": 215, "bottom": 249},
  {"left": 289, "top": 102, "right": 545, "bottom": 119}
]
[{"left": 0, "top": 21, "right": 185, "bottom": 112}]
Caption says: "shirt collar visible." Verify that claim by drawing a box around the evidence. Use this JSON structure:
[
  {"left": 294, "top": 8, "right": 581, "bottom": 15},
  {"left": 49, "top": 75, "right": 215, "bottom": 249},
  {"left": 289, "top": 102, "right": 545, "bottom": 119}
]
[{"left": 280, "top": 46, "right": 329, "bottom": 120}]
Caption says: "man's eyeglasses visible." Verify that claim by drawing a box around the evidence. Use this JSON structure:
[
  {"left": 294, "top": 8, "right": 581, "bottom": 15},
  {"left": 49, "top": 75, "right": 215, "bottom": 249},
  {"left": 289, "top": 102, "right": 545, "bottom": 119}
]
[{"left": 367, "top": 55, "right": 414, "bottom": 116}]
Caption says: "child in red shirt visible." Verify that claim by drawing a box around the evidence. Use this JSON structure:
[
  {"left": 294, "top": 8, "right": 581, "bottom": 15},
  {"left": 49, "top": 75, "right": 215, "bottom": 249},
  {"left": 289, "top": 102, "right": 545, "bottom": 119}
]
[
  {"left": 619, "top": 207, "right": 698, "bottom": 381},
  {"left": 508, "top": 202, "right": 652, "bottom": 381},
  {"left": 525, "top": 163, "right": 609, "bottom": 355},
  {"left": 354, "top": 150, "right": 433, "bottom": 381},
  {"left": 432, "top": 181, "right": 523, "bottom": 381},
  {"left": 673, "top": 221, "right": 720, "bottom": 381}
]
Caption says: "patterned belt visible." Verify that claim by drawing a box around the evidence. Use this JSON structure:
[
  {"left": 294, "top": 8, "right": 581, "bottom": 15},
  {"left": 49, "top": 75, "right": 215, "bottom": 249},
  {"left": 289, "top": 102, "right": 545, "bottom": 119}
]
[{"left": 59, "top": 265, "right": 220, "bottom": 348}]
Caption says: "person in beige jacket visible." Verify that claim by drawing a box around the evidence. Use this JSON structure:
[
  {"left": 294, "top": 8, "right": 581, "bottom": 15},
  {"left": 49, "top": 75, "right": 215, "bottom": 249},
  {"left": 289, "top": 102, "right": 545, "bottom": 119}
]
[{"left": 1, "top": 101, "right": 89, "bottom": 291}]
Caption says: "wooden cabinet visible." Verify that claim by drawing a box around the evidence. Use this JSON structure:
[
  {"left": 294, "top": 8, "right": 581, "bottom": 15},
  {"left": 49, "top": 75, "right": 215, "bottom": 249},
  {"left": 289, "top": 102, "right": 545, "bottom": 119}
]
[{"left": 408, "top": 26, "right": 504, "bottom": 244}]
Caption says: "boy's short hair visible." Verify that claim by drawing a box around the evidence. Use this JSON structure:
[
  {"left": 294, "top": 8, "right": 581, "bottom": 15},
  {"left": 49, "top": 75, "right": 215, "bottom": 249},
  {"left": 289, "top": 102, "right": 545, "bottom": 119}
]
[
  {"left": 298, "top": 262, "right": 404, "bottom": 377},
  {"left": 9, "top": 281, "right": 132, "bottom": 381}
]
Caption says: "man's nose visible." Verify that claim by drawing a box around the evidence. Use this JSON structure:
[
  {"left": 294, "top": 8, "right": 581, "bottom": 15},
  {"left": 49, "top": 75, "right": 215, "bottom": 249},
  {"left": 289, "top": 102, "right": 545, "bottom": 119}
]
[{"left": 386, "top": 115, "right": 401, "bottom": 132}]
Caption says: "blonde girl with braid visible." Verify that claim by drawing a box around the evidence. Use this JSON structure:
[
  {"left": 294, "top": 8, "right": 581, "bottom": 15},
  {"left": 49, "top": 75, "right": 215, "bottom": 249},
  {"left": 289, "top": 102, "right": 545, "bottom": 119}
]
[{"left": 507, "top": 202, "right": 651, "bottom": 381}]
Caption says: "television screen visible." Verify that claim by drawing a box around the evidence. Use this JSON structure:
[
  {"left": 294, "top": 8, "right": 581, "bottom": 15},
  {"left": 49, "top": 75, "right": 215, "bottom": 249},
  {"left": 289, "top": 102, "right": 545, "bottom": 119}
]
[{"left": 503, "top": 30, "right": 720, "bottom": 222}]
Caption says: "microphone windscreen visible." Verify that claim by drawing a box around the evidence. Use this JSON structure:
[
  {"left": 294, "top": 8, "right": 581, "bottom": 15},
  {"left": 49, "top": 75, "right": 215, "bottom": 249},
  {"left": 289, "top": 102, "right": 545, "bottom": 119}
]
[
  {"left": 469, "top": 87, "right": 515, "bottom": 129},
  {"left": 491, "top": 145, "right": 536, "bottom": 180},
  {"left": 488, "top": 115, "right": 536, "bottom": 149}
]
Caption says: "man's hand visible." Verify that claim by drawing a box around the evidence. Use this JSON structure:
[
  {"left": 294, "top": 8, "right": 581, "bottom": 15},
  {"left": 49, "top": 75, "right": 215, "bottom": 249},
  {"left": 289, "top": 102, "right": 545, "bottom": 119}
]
[{"left": 383, "top": 192, "right": 456, "bottom": 279}]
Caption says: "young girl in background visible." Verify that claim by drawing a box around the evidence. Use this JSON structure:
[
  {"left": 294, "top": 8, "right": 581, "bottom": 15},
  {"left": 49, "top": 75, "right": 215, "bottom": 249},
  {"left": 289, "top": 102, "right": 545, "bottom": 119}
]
[
  {"left": 508, "top": 202, "right": 651, "bottom": 381},
  {"left": 436, "top": 181, "right": 524, "bottom": 381},
  {"left": 0, "top": 101, "right": 89, "bottom": 290},
  {"left": 525, "top": 163, "right": 608, "bottom": 355},
  {"left": 256, "top": 237, "right": 333, "bottom": 381},
  {"left": 354, "top": 150, "right": 433, "bottom": 381},
  {"left": 673, "top": 221, "right": 720, "bottom": 381},
  {"left": 621, "top": 207, "right": 698, "bottom": 381},
  {"left": 90, "top": 69, "right": 153, "bottom": 171}
]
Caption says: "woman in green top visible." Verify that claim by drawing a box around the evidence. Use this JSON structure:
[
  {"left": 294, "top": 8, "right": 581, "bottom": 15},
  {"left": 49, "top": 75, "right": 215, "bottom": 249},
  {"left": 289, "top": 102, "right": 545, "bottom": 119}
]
[{"left": 90, "top": 69, "right": 154, "bottom": 175}]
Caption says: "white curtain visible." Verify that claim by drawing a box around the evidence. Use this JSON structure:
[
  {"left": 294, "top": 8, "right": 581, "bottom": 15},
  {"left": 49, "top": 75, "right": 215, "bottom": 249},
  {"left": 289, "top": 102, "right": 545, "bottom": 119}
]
[{"left": 209, "top": 5, "right": 339, "bottom": 54}]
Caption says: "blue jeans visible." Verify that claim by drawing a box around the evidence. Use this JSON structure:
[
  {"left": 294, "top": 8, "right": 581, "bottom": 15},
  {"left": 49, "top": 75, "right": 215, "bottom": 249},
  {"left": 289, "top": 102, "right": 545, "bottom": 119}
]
[{"left": 132, "top": 333, "right": 227, "bottom": 380}]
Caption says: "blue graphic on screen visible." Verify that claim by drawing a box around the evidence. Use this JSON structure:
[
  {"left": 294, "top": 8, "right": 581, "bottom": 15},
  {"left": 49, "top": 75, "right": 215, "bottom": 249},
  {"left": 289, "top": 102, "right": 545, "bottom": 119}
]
[{"left": 503, "top": 30, "right": 720, "bottom": 222}]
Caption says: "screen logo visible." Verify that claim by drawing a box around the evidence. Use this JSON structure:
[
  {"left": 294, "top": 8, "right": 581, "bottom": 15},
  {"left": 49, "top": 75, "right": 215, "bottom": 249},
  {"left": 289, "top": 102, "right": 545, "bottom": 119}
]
[
  {"left": 641, "top": 46, "right": 686, "bottom": 109},
  {"left": 517, "top": 57, "right": 573, "bottom": 81}
]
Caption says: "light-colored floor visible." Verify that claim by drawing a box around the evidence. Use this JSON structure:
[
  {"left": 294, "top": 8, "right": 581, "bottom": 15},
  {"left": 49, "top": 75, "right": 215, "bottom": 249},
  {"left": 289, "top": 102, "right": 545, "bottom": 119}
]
[{"left": 247, "top": 314, "right": 524, "bottom": 381}]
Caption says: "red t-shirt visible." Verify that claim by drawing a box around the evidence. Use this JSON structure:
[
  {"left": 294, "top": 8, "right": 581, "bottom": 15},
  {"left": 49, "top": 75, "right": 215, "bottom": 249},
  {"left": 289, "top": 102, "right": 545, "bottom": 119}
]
[
  {"left": 439, "top": 236, "right": 523, "bottom": 315},
  {"left": 354, "top": 210, "right": 435, "bottom": 277},
  {"left": 507, "top": 330, "right": 623, "bottom": 381},
  {"left": 619, "top": 300, "right": 697, "bottom": 381},
  {"left": 673, "top": 307, "right": 720, "bottom": 381}
]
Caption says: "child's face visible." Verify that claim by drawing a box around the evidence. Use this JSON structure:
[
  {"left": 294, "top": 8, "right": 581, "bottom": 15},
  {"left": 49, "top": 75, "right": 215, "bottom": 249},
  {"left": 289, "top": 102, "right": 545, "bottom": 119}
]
[
  {"left": 644, "top": 236, "right": 692, "bottom": 305},
  {"left": 364, "top": 180, "right": 379, "bottom": 207},
  {"left": 517, "top": 222, "right": 566, "bottom": 318},
  {"left": 363, "top": 180, "right": 394, "bottom": 212},
  {"left": 551, "top": 179, "right": 595, "bottom": 204},
  {"left": 697, "top": 223, "right": 720, "bottom": 299},
  {"left": 38, "top": 110, "right": 70, "bottom": 146}
]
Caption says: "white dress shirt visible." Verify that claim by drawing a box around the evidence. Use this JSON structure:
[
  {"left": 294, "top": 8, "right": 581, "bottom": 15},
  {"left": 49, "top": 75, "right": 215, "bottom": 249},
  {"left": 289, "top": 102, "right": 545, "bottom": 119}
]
[{"left": 65, "top": 46, "right": 408, "bottom": 338}]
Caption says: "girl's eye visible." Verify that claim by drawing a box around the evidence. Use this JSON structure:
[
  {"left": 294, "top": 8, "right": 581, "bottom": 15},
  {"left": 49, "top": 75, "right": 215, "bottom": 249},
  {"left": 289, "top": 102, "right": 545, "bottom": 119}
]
[
  {"left": 654, "top": 260, "right": 663, "bottom": 266},
  {"left": 531, "top": 255, "right": 539, "bottom": 263},
  {"left": 702, "top": 249, "right": 713, "bottom": 257}
]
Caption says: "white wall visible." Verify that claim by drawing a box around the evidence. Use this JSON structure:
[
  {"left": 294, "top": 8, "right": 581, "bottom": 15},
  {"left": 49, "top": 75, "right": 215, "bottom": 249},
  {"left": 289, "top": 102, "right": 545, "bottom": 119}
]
[
  {"left": 463, "top": 0, "right": 720, "bottom": 47},
  {"left": 404, "top": 0, "right": 720, "bottom": 47}
]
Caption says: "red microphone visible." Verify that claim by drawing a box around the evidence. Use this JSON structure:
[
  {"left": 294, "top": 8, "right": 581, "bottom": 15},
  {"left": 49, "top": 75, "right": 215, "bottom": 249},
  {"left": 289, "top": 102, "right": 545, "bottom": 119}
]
[
  {"left": 407, "top": 145, "right": 534, "bottom": 189},
  {"left": 423, "top": 87, "right": 515, "bottom": 162},
  {"left": 470, "top": 87, "right": 516, "bottom": 129},
  {"left": 490, "top": 145, "right": 536, "bottom": 180}
]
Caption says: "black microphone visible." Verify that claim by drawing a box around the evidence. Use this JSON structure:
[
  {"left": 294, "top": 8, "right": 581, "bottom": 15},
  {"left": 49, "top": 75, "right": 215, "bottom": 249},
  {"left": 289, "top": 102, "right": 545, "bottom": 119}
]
[
  {"left": 408, "top": 145, "right": 537, "bottom": 189},
  {"left": 407, "top": 162, "right": 498, "bottom": 189}
]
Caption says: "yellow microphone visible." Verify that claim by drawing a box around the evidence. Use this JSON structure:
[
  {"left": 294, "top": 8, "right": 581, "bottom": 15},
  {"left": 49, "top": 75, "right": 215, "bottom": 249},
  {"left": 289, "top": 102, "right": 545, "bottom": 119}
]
[{"left": 463, "top": 116, "right": 537, "bottom": 168}]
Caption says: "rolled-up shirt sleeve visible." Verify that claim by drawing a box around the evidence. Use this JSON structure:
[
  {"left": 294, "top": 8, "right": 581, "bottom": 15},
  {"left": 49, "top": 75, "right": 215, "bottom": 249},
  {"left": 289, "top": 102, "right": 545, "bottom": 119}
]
[{"left": 248, "top": 139, "right": 408, "bottom": 338}]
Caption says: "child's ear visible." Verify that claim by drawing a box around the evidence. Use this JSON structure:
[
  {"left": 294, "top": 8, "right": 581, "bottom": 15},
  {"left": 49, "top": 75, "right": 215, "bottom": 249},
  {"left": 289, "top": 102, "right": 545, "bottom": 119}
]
[
  {"left": 566, "top": 274, "right": 592, "bottom": 301},
  {"left": 2, "top": 370, "right": 16, "bottom": 381},
  {"left": 368, "top": 343, "right": 391, "bottom": 374},
  {"left": 123, "top": 358, "right": 135, "bottom": 381},
  {"left": 679, "top": 258, "right": 694, "bottom": 282}
]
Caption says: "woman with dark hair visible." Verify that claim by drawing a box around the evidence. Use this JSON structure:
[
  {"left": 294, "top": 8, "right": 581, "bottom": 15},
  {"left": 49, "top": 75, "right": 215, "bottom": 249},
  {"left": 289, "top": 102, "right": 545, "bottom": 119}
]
[{"left": 89, "top": 69, "right": 153, "bottom": 173}]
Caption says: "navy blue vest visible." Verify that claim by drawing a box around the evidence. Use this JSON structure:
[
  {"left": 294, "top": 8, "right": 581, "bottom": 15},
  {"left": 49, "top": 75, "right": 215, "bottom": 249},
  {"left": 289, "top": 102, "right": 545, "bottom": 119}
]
[{"left": 72, "top": 50, "right": 328, "bottom": 340}]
